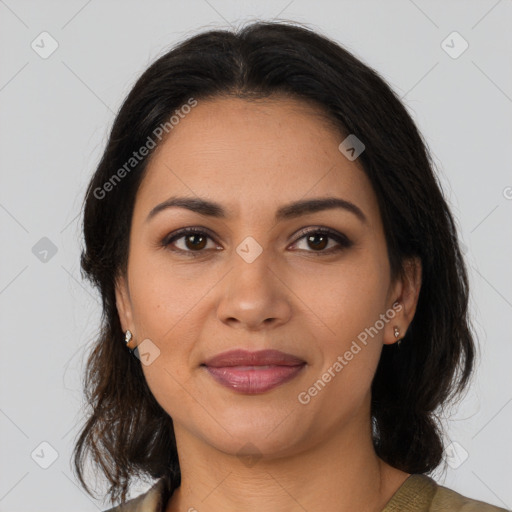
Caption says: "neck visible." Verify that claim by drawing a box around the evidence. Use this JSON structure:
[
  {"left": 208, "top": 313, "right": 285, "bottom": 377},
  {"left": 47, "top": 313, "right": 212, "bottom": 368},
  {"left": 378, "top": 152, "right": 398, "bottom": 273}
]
[{"left": 165, "top": 411, "right": 409, "bottom": 512}]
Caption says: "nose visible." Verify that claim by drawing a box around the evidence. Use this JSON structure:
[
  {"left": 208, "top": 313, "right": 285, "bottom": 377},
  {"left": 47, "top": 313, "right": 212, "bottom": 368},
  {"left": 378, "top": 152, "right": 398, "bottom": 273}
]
[{"left": 216, "top": 247, "right": 292, "bottom": 331}]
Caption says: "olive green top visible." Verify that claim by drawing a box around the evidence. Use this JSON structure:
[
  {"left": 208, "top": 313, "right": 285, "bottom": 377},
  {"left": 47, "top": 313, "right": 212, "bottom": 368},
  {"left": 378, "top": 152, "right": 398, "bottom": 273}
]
[
  {"left": 381, "top": 474, "right": 509, "bottom": 511},
  {"left": 104, "top": 473, "right": 510, "bottom": 511}
]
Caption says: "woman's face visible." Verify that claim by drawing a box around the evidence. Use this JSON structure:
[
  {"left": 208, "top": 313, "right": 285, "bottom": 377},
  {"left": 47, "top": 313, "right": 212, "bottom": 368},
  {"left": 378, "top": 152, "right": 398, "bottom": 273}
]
[{"left": 115, "top": 95, "right": 419, "bottom": 458}]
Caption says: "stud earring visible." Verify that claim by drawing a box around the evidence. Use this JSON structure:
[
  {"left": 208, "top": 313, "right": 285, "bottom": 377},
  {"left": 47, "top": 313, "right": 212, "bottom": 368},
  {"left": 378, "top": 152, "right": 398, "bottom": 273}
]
[
  {"left": 393, "top": 326, "right": 402, "bottom": 347},
  {"left": 125, "top": 330, "right": 136, "bottom": 350}
]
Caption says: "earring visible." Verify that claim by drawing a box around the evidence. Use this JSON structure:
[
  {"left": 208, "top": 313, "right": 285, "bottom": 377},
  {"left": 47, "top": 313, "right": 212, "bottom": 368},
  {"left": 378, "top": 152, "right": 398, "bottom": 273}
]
[
  {"left": 393, "top": 326, "right": 402, "bottom": 347},
  {"left": 125, "top": 330, "right": 136, "bottom": 350}
]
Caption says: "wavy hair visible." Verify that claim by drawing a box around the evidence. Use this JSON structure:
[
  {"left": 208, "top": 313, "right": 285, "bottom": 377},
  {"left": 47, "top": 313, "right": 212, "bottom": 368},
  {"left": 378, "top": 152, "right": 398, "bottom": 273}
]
[{"left": 73, "top": 20, "right": 475, "bottom": 506}]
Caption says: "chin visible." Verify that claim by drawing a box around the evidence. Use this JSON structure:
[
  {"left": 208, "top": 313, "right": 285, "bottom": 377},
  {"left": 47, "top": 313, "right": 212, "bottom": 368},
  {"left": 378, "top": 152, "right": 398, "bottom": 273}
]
[{"left": 190, "top": 411, "right": 308, "bottom": 459}]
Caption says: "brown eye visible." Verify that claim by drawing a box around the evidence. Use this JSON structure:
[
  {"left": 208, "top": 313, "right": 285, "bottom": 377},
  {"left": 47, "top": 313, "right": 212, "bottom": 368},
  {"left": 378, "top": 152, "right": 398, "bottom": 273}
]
[
  {"left": 183, "top": 233, "right": 208, "bottom": 250},
  {"left": 162, "top": 227, "right": 217, "bottom": 255},
  {"left": 291, "top": 227, "right": 353, "bottom": 254},
  {"left": 306, "top": 233, "right": 329, "bottom": 251},
  {"left": 162, "top": 226, "right": 352, "bottom": 257}
]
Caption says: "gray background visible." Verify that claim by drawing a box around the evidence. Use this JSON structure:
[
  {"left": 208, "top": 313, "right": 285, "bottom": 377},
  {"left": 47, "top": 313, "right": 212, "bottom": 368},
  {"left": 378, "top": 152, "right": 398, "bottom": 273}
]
[{"left": 1, "top": 0, "right": 511, "bottom": 510}]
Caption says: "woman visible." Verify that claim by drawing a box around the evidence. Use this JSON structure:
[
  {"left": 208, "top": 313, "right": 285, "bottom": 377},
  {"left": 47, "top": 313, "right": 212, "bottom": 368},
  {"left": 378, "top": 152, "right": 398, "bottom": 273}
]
[{"left": 73, "top": 21, "right": 508, "bottom": 512}]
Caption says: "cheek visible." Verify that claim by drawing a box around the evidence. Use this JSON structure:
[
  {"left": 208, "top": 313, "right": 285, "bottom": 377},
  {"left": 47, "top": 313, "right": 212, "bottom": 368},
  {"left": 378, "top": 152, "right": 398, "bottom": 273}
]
[
  {"left": 126, "top": 251, "right": 220, "bottom": 394},
  {"left": 295, "top": 252, "right": 389, "bottom": 386},
  {"left": 127, "top": 249, "right": 210, "bottom": 340},
  {"left": 294, "top": 253, "right": 389, "bottom": 338}
]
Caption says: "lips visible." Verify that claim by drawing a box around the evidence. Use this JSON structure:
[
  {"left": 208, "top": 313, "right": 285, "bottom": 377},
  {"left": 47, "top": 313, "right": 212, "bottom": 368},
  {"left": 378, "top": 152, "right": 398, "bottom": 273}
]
[
  {"left": 203, "top": 349, "right": 305, "bottom": 367},
  {"left": 202, "top": 349, "right": 306, "bottom": 394}
]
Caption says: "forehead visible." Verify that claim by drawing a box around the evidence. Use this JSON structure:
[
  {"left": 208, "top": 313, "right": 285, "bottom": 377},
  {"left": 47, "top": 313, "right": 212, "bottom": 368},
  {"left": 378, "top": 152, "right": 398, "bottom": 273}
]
[{"left": 135, "top": 95, "right": 380, "bottom": 225}]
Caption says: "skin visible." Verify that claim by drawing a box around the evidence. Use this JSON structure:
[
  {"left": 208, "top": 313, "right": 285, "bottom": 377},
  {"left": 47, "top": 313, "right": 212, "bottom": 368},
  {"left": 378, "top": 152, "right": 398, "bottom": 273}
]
[{"left": 115, "top": 95, "right": 422, "bottom": 512}]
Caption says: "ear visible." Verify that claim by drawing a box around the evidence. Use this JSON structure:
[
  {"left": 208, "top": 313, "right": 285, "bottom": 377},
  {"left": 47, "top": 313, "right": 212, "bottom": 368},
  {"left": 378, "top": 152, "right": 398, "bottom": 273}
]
[
  {"left": 384, "top": 256, "right": 422, "bottom": 346},
  {"left": 115, "top": 272, "right": 134, "bottom": 334}
]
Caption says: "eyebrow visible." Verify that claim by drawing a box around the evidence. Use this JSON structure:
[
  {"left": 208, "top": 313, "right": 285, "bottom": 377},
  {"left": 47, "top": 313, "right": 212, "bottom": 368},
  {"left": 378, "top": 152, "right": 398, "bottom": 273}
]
[{"left": 146, "top": 196, "right": 367, "bottom": 224}]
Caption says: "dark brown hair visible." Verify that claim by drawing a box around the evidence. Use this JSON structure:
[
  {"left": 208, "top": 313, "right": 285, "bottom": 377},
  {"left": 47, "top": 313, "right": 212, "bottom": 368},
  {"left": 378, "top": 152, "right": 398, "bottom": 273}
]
[{"left": 73, "top": 20, "right": 476, "bottom": 506}]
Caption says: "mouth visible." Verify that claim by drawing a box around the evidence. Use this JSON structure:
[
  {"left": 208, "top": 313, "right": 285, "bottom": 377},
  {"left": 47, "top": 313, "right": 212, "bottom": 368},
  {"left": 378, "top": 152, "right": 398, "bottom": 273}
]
[{"left": 201, "top": 349, "right": 306, "bottom": 394}]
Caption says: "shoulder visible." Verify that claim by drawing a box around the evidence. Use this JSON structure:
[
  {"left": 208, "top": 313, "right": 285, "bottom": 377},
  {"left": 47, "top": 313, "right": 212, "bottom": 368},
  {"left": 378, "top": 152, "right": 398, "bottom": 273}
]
[
  {"left": 102, "top": 478, "right": 168, "bottom": 512},
  {"left": 383, "top": 474, "right": 509, "bottom": 511},
  {"left": 430, "top": 477, "right": 509, "bottom": 512}
]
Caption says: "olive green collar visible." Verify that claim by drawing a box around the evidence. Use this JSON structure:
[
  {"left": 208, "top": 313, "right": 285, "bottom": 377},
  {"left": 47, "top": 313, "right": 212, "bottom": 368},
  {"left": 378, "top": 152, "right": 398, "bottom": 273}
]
[{"left": 382, "top": 474, "right": 437, "bottom": 511}]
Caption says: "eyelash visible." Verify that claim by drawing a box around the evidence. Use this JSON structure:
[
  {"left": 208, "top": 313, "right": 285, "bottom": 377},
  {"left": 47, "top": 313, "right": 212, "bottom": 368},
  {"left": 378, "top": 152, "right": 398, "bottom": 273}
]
[{"left": 160, "top": 226, "right": 353, "bottom": 257}]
